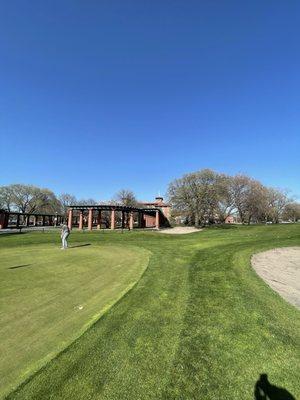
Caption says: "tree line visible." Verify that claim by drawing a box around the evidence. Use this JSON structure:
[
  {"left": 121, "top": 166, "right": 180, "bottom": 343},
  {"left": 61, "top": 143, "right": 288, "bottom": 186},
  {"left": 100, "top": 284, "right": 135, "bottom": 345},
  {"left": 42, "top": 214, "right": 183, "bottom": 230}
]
[
  {"left": 1, "top": 173, "right": 299, "bottom": 226},
  {"left": 168, "top": 169, "right": 300, "bottom": 226},
  {"left": 0, "top": 185, "right": 138, "bottom": 216}
]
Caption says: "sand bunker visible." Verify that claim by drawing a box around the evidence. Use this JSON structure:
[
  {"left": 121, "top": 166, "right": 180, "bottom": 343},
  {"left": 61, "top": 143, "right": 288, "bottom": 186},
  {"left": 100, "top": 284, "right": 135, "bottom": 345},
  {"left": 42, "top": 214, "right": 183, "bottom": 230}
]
[
  {"left": 252, "top": 247, "right": 300, "bottom": 310},
  {"left": 158, "top": 227, "right": 203, "bottom": 234}
]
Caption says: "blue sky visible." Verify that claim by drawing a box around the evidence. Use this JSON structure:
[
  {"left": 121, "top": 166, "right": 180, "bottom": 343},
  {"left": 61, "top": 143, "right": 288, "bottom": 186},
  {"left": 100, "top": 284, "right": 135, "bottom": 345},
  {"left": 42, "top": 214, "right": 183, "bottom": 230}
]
[{"left": 1, "top": 0, "right": 300, "bottom": 201}]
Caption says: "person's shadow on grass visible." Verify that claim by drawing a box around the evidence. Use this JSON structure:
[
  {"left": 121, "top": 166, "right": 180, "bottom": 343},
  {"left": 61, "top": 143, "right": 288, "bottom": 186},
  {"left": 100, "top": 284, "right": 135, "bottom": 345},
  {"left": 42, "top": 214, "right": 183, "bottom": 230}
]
[
  {"left": 70, "top": 244, "right": 91, "bottom": 248},
  {"left": 254, "top": 374, "right": 295, "bottom": 400}
]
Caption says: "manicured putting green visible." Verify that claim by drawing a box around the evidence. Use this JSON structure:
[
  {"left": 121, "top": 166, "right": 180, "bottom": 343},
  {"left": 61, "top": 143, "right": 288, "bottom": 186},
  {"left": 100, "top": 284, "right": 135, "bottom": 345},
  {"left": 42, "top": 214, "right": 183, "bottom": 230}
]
[{"left": 0, "top": 242, "right": 150, "bottom": 397}]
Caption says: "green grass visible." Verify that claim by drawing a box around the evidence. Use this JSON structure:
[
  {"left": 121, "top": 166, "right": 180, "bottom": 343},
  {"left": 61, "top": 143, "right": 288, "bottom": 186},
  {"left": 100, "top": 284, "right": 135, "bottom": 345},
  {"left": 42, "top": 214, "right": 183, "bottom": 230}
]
[
  {"left": 0, "top": 237, "right": 150, "bottom": 398},
  {"left": 1, "top": 224, "right": 300, "bottom": 400}
]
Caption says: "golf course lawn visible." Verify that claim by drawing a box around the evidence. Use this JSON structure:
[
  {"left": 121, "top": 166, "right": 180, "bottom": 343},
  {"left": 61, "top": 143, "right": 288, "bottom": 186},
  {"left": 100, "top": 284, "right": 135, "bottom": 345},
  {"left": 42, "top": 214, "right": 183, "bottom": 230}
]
[
  {"left": 0, "top": 239, "right": 150, "bottom": 398},
  {"left": 1, "top": 224, "right": 300, "bottom": 399}
]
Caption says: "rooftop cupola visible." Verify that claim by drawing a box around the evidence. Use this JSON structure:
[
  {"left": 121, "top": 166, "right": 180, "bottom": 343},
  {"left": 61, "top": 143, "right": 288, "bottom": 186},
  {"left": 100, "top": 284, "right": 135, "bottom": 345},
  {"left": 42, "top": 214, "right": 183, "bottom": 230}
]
[{"left": 155, "top": 196, "right": 164, "bottom": 204}]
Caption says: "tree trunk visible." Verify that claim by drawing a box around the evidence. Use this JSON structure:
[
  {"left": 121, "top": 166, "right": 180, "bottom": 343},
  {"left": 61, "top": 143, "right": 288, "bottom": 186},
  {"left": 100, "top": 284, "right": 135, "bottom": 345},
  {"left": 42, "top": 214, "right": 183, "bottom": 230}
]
[{"left": 194, "top": 212, "right": 200, "bottom": 228}]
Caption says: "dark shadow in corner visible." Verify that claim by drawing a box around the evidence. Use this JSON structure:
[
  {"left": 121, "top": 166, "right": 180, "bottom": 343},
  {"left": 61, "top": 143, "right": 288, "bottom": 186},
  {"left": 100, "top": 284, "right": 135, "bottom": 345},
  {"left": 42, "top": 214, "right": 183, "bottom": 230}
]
[
  {"left": 254, "top": 374, "right": 296, "bottom": 400},
  {"left": 70, "top": 244, "right": 91, "bottom": 248},
  {"left": 9, "top": 264, "right": 31, "bottom": 270}
]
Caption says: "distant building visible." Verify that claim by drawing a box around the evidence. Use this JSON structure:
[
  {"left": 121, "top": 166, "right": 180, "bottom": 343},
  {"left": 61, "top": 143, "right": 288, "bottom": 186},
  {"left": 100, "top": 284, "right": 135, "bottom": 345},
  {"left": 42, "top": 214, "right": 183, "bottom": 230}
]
[
  {"left": 140, "top": 196, "right": 171, "bottom": 227},
  {"left": 225, "top": 215, "right": 235, "bottom": 224}
]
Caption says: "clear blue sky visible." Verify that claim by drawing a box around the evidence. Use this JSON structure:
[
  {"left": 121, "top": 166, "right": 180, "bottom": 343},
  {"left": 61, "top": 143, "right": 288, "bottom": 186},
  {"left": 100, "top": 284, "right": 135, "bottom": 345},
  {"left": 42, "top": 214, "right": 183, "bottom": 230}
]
[{"left": 1, "top": 1, "right": 300, "bottom": 201}]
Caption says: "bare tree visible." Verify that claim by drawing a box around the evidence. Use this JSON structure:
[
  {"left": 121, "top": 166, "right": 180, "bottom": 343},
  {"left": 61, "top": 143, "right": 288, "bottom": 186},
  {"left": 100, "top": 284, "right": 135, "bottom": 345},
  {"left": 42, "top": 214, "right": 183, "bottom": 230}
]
[
  {"left": 77, "top": 198, "right": 98, "bottom": 206},
  {"left": 168, "top": 170, "right": 292, "bottom": 226},
  {"left": 230, "top": 175, "right": 253, "bottom": 224},
  {"left": 59, "top": 193, "right": 77, "bottom": 214},
  {"left": 168, "top": 173, "right": 200, "bottom": 226},
  {"left": 0, "top": 186, "right": 15, "bottom": 211},
  {"left": 265, "top": 188, "right": 290, "bottom": 223},
  {"left": 0, "top": 184, "right": 61, "bottom": 214},
  {"left": 10, "top": 184, "right": 39, "bottom": 213},
  {"left": 244, "top": 181, "right": 269, "bottom": 224},
  {"left": 215, "top": 175, "right": 235, "bottom": 223},
  {"left": 282, "top": 202, "right": 300, "bottom": 222},
  {"left": 114, "top": 189, "right": 138, "bottom": 207},
  {"left": 168, "top": 169, "right": 226, "bottom": 227},
  {"left": 34, "top": 189, "right": 62, "bottom": 214}
]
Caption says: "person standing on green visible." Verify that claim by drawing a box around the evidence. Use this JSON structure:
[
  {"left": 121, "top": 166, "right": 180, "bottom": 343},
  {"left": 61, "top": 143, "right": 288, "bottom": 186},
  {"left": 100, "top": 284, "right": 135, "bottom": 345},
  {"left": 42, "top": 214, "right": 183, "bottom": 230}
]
[{"left": 61, "top": 224, "right": 70, "bottom": 249}]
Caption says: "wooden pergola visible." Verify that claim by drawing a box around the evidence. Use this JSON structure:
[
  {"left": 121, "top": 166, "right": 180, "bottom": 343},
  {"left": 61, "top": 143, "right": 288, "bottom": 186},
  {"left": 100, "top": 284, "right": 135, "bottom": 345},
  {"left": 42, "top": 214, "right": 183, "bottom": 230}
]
[
  {"left": 67, "top": 204, "right": 169, "bottom": 230},
  {"left": 0, "top": 204, "right": 170, "bottom": 231},
  {"left": 0, "top": 210, "right": 65, "bottom": 229}
]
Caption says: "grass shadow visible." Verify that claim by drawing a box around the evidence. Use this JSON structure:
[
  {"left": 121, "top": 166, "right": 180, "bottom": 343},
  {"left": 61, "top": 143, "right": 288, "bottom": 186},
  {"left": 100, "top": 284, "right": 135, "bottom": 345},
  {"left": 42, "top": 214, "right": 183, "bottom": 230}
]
[
  {"left": 9, "top": 264, "right": 31, "bottom": 270},
  {"left": 0, "top": 232, "right": 28, "bottom": 237},
  {"left": 70, "top": 244, "right": 91, "bottom": 248}
]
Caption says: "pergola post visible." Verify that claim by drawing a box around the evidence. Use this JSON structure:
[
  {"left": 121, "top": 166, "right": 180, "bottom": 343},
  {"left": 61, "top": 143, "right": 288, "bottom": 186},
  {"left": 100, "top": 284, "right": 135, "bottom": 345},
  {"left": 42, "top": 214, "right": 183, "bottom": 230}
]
[
  {"left": 68, "top": 209, "right": 73, "bottom": 230},
  {"left": 0, "top": 212, "right": 4, "bottom": 230},
  {"left": 138, "top": 212, "right": 144, "bottom": 228},
  {"left": 79, "top": 211, "right": 83, "bottom": 230},
  {"left": 121, "top": 211, "right": 125, "bottom": 229},
  {"left": 0, "top": 211, "right": 8, "bottom": 229},
  {"left": 129, "top": 212, "right": 134, "bottom": 230},
  {"left": 16, "top": 214, "right": 20, "bottom": 228},
  {"left": 155, "top": 210, "right": 160, "bottom": 229},
  {"left": 110, "top": 209, "right": 115, "bottom": 230},
  {"left": 97, "top": 210, "right": 101, "bottom": 229},
  {"left": 88, "top": 208, "right": 93, "bottom": 231},
  {"left": 33, "top": 215, "right": 37, "bottom": 226},
  {"left": 26, "top": 215, "right": 30, "bottom": 227}
]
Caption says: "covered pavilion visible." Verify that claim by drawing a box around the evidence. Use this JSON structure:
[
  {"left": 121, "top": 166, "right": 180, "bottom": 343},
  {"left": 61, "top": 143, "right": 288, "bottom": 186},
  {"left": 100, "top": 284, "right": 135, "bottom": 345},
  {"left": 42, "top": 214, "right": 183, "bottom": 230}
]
[
  {"left": 0, "top": 210, "right": 65, "bottom": 229},
  {"left": 67, "top": 203, "right": 169, "bottom": 231}
]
